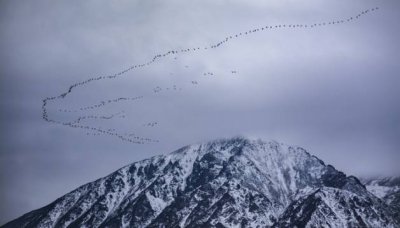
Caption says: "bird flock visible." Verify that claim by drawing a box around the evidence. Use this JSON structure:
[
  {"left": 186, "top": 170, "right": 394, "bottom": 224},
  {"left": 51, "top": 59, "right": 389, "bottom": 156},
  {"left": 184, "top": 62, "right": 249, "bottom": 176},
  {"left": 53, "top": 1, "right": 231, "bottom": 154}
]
[{"left": 41, "top": 7, "right": 379, "bottom": 144}]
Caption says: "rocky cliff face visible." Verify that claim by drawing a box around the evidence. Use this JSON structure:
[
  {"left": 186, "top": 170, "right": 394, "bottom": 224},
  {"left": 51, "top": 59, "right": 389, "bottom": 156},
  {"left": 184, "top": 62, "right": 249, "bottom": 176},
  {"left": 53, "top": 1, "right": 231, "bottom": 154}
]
[{"left": 2, "top": 137, "right": 399, "bottom": 228}]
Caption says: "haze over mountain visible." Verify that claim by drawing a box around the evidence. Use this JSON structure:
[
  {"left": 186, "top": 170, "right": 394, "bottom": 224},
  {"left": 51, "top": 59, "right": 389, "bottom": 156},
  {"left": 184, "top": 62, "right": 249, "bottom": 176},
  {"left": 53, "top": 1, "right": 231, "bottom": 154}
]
[{"left": 3, "top": 137, "right": 399, "bottom": 227}]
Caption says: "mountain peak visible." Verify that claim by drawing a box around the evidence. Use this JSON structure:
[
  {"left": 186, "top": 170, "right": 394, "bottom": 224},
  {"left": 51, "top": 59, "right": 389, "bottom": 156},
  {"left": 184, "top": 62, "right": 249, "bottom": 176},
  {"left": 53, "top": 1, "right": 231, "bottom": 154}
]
[{"left": 2, "top": 138, "right": 399, "bottom": 228}]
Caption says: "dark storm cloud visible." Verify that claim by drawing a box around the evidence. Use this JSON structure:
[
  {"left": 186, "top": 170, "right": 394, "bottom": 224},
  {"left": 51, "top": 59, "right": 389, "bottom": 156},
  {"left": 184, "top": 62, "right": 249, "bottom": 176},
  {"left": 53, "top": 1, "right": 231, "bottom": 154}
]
[{"left": 1, "top": 0, "right": 400, "bottom": 224}]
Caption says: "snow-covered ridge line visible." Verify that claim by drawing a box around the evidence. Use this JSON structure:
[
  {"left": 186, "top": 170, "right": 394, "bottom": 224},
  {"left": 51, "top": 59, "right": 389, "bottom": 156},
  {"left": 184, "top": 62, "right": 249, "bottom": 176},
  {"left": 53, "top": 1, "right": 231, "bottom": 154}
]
[{"left": 2, "top": 137, "right": 399, "bottom": 228}]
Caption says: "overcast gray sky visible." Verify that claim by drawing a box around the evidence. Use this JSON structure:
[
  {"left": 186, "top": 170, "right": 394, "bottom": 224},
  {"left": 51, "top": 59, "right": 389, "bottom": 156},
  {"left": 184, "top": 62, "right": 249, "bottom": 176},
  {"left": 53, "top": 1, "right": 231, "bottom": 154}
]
[{"left": 1, "top": 0, "right": 400, "bottom": 224}]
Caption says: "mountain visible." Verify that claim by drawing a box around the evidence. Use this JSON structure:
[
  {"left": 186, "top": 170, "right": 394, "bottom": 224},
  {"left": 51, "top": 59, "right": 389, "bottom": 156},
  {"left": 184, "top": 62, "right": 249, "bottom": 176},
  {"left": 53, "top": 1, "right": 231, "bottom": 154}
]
[
  {"left": 362, "top": 177, "right": 400, "bottom": 221},
  {"left": 2, "top": 137, "right": 399, "bottom": 228}
]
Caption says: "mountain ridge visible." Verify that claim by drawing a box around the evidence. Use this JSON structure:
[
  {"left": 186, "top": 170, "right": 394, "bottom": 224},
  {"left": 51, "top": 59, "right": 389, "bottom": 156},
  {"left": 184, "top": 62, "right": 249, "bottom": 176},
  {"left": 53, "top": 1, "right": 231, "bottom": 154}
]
[{"left": 2, "top": 137, "right": 399, "bottom": 227}]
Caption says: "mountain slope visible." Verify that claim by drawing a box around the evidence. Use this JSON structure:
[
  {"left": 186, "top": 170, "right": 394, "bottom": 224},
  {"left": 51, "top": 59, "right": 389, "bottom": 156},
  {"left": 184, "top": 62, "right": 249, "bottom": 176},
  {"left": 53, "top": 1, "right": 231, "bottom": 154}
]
[
  {"left": 2, "top": 137, "right": 399, "bottom": 228},
  {"left": 362, "top": 177, "right": 400, "bottom": 221}
]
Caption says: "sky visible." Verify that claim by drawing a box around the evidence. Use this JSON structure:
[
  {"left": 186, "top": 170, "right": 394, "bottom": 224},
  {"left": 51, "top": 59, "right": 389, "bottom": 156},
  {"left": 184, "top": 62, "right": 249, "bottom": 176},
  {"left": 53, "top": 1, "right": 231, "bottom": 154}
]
[{"left": 1, "top": 0, "right": 400, "bottom": 224}]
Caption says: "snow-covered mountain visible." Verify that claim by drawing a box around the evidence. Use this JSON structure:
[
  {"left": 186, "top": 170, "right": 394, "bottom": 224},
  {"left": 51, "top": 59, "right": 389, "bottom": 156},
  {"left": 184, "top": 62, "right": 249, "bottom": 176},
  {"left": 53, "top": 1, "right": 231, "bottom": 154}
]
[
  {"left": 362, "top": 176, "right": 400, "bottom": 221},
  {"left": 2, "top": 137, "right": 399, "bottom": 227}
]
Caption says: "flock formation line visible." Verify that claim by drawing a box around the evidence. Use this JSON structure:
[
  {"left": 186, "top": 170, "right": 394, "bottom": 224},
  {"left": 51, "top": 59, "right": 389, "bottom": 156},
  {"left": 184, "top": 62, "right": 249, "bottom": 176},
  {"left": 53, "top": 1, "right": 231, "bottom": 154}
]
[{"left": 41, "top": 7, "right": 379, "bottom": 144}]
